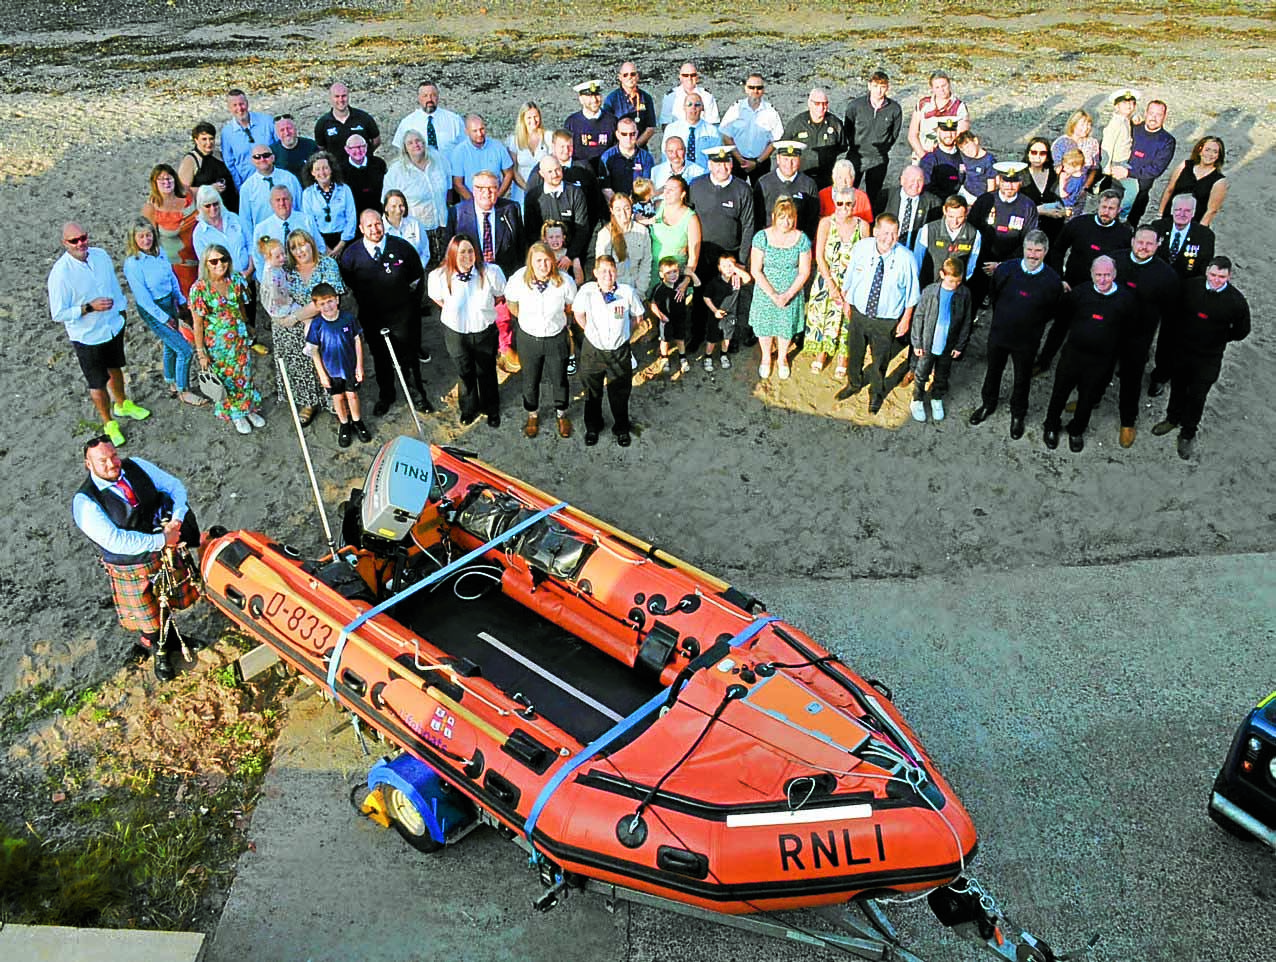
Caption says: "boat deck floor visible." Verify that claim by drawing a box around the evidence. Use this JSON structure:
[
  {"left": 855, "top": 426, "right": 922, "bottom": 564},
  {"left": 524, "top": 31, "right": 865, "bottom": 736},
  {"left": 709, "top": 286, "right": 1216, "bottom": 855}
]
[{"left": 398, "top": 576, "right": 662, "bottom": 743}]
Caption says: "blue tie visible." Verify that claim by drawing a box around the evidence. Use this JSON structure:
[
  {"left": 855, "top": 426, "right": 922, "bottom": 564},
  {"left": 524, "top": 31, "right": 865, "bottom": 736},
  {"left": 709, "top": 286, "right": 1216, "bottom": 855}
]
[
  {"left": 427, "top": 115, "right": 438, "bottom": 149},
  {"left": 686, "top": 127, "right": 697, "bottom": 164},
  {"left": 865, "top": 257, "right": 885, "bottom": 317}
]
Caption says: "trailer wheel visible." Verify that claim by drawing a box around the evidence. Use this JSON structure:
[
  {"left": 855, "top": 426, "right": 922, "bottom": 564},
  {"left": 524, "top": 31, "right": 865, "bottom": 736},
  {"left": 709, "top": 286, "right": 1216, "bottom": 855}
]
[{"left": 378, "top": 783, "right": 444, "bottom": 853}]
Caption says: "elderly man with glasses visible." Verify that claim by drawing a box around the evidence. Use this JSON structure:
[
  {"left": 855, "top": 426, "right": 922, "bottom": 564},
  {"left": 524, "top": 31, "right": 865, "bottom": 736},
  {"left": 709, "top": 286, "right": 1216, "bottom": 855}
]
[
  {"left": 659, "top": 62, "right": 720, "bottom": 125},
  {"left": 192, "top": 186, "right": 254, "bottom": 280},
  {"left": 237, "top": 143, "right": 302, "bottom": 240},
  {"left": 48, "top": 223, "right": 150, "bottom": 446},
  {"left": 782, "top": 88, "right": 845, "bottom": 189}
]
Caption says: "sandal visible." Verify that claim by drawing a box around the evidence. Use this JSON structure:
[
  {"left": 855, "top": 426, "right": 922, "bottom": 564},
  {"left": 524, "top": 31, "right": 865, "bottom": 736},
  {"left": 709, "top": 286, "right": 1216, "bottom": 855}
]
[
  {"left": 810, "top": 356, "right": 827, "bottom": 374},
  {"left": 834, "top": 357, "right": 848, "bottom": 378},
  {"left": 178, "top": 391, "right": 209, "bottom": 407}
]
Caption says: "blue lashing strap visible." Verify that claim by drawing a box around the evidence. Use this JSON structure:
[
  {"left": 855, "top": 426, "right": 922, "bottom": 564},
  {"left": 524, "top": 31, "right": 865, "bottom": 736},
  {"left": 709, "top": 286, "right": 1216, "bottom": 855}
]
[
  {"left": 522, "top": 613, "right": 778, "bottom": 842},
  {"left": 326, "top": 501, "right": 567, "bottom": 695}
]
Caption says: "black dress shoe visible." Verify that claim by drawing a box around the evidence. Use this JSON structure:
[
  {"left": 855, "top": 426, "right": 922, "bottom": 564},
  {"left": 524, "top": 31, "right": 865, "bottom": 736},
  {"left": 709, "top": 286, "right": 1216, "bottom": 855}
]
[
  {"left": 128, "top": 643, "right": 152, "bottom": 664},
  {"left": 867, "top": 399, "right": 883, "bottom": 415},
  {"left": 968, "top": 405, "right": 994, "bottom": 425},
  {"left": 487, "top": 413, "right": 501, "bottom": 428},
  {"left": 585, "top": 431, "right": 600, "bottom": 447},
  {"left": 153, "top": 651, "right": 176, "bottom": 682},
  {"left": 413, "top": 390, "right": 436, "bottom": 413},
  {"left": 1043, "top": 428, "right": 1059, "bottom": 449},
  {"left": 459, "top": 411, "right": 478, "bottom": 426},
  {"left": 353, "top": 420, "right": 373, "bottom": 443},
  {"left": 616, "top": 432, "right": 632, "bottom": 447},
  {"left": 337, "top": 421, "right": 353, "bottom": 448},
  {"left": 1151, "top": 419, "right": 1178, "bottom": 436},
  {"left": 834, "top": 382, "right": 863, "bottom": 402},
  {"left": 1009, "top": 415, "right": 1025, "bottom": 440},
  {"left": 418, "top": 346, "right": 432, "bottom": 363},
  {"left": 1147, "top": 379, "right": 1165, "bottom": 398},
  {"left": 1177, "top": 435, "right": 1195, "bottom": 460},
  {"left": 372, "top": 399, "right": 392, "bottom": 417},
  {"left": 1068, "top": 432, "right": 1085, "bottom": 453}
]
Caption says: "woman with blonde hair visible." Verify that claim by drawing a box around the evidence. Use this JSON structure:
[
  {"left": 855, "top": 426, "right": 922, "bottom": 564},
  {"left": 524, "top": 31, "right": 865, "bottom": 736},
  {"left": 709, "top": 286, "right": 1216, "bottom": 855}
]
[
  {"left": 189, "top": 244, "right": 264, "bottom": 433},
  {"left": 504, "top": 241, "right": 577, "bottom": 438},
  {"left": 1050, "top": 110, "right": 1101, "bottom": 193},
  {"left": 749, "top": 196, "right": 812, "bottom": 380},
  {"left": 382, "top": 128, "right": 451, "bottom": 268},
  {"left": 506, "top": 102, "right": 550, "bottom": 206},
  {"left": 803, "top": 187, "right": 869, "bottom": 376}
]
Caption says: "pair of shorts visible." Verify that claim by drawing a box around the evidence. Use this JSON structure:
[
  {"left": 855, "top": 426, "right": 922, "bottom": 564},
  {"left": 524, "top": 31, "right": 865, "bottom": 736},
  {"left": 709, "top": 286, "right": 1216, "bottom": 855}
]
[
  {"left": 73, "top": 329, "right": 126, "bottom": 390},
  {"left": 327, "top": 376, "right": 361, "bottom": 396}
]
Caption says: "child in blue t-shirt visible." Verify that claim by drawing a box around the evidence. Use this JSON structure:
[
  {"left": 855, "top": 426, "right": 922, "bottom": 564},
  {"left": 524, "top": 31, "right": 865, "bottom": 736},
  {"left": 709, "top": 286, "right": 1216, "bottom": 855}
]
[
  {"left": 304, "top": 283, "right": 372, "bottom": 447},
  {"left": 956, "top": 131, "right": 997, "bottom": 203}
]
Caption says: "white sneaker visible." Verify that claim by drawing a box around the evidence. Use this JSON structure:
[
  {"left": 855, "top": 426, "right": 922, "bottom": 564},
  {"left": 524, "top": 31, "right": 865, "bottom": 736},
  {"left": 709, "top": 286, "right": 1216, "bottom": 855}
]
[
  {"left": 702, "top": 356, "right": 715, "bottom": 372},
  {"left": 679, "top": 357, "right": 691, "bottom": 374},
  {"left": 232, "top": 417, "right": 251, "bottom": 435},
  {"left": 931, "top": 399, "right": 945, "bottom": 421},
  {"left": 777, "top": 362, "right": 791, "bottom": 380},
  {"left": 247, "top": 412, "right": 266, "bottom": 429},
  {"left": 910, "top": 400, "right": 927, "bottom": 423},
  {"left": 758, "top": 362, "right": 772, "bottom": 378},
  {"left": 719, "top": 354, "right": 731, "bottom": 370}
]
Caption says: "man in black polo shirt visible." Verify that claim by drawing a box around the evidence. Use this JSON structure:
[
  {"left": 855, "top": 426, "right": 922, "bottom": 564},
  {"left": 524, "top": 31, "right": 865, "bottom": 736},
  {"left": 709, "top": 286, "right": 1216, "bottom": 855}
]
[
  {"left": 1151, "top": 256, "right": 1250, "bottom": 460},
  {"left": 782, "top": 88, "right": 844, "bottom": 189},
  {"left": 1041, "top": 256, "right": 1136, "bottom": 453},
  {"left": 315, "top": 82, "right": 381, "bottom": 156},
  {"left": 969, "top": 230, "right": 1062, "bottom": 439},
  {"left": 526, "top": 129, "right": 604, "bottom": 230},
  {"left": 843, "top": 70, "right": 903, "bottom": 211},
  {"left": 689, "top": 146, "right": 756, "bottom": 344},
  {"left": 1113, "top": 226, "right": 1179, "bottom": 447},
  {"left": 272, "top": 114, "right": 319, "bottom": 179}
]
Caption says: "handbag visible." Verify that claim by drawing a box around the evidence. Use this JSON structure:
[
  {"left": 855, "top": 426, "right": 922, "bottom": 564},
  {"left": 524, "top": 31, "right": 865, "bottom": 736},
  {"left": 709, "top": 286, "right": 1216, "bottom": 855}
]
[{"left": 195, "top": 368, "right": 227, "bottom": 403}]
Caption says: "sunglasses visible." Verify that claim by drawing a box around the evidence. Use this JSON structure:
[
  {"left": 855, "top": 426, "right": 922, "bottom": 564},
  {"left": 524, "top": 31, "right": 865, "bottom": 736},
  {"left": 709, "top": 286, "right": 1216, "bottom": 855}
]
[
  {"left": 64, "top": 234, "right": 89, "bottom": 244},
  {"left": 273, "top": 113, "right": 294, "bottom": 122},
  {"left": 617, "top": 130, "right": 636, "bottom": 137},
  {"left": 323, "top": 205, "right": 332, "bottom": 222},
  {"left": 620, "top": 71, "right": 637, "bottom": 77},
  {"left": 252, "top": 152, "right": 273, "bottom": 160},
  {"left": 1028, "top": 149, "right": 1048, "bottom": 156},
  {"left": 681, "top": 72, "right": 698, "bottom": 78},
  {"left": 207, "top": 256, "right": 228, "bottom": 265},
  {"left": 685, "top": 102, "right": 703, "bottom": 108},
  {"left": 746, "top": 84, "right": 764, "bottom": 91},
  {"left": 834, "top": 201, "right": 855, "bottom": 208},
  {"left": 84, "top": 434, "right": 113, "bottom": 452}
]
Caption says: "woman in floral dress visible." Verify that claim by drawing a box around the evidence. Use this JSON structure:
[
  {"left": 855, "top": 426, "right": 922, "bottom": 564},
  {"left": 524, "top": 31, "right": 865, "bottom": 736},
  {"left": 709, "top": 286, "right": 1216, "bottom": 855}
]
[
  {"left": 189, "top": 244, "right": 264, "bottom": 434},
  {"left": 803, "top": 187, "right": 869, "bottom": 376}
]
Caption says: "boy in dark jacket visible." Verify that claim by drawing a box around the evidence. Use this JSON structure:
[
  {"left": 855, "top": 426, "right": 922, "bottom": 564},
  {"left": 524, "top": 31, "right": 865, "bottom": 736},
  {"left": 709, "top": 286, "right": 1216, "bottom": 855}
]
[{"left": 909, "top": 257, "right": 972, "bottom": 422}]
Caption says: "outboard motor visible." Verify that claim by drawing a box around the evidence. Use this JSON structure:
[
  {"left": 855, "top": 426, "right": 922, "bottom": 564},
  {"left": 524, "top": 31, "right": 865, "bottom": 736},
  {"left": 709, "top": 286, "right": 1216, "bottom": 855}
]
[{"left": 360, "top": 435, "right": 435, "bottom": 544}]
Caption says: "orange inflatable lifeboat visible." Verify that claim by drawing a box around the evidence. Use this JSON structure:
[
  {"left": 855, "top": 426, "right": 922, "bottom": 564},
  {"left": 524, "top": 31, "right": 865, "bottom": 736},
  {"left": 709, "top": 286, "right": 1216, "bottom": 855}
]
[{"left": 201, "top": 438, "right": 1057, "bottom": 958}]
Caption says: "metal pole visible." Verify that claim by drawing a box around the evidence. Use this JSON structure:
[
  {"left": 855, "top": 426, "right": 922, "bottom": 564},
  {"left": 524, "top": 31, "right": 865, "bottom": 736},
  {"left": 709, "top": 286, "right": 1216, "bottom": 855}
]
[
  {"left": 380, "top": 327, "right": 426, "bottom": 439},
  {"left": 276, "top": 358, "right": 338, "bottom": 556}
]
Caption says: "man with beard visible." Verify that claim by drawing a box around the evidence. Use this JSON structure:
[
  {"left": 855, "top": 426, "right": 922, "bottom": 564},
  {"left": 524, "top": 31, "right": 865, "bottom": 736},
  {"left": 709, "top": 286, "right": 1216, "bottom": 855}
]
[
  {"left": 564, "top": 80, "right": 619, "bottom": 172},
  {"left": 969, "top": 230, "right": 1062, "bottom": 439},
  {"left": 526, "top": 129, "right": 605, "bottom": 229},
  {"left": 1113, "top": 226, "right": 1179, "bottom": 447},
  {"left": 1041, "top": 256, "right": 1136, "bottom": 453},
  {"left": 843, "top": 70, "right": 903, "bottom": 211},
  {"left": 912, "top": 194, "right": 981, "bottom": 286},
  {"left": 392, "top": 80, "right": 465, "bottom": 152},
  {"left": 1035, "top": 188, "right": 1132, "bottom": 373},
  {"left": 1126, "top": 99, "right": 1176, "bottom": 227},
  {"left": 524, "top": 156, "right": 591, "bottom": 263},
  {"left": 917, "top": 117, "right": 962, "bottom": 200},
  {"left": 271, "top": 114, "right": 318, "bottom": 179},
  {"left": 755, "top": 141, "right": 820, "bottom": 241},
  {"left": 782, "top": 88, "right": 844, "bottom": 188},
  {"left": 968, "top": 162, "right": 1038, "bottom": 308}
]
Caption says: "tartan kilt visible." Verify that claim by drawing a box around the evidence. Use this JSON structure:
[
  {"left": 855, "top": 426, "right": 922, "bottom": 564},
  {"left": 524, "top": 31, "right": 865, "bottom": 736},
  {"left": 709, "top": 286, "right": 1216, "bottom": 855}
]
[{"left": 104, "top": 552, "right": 200, "bottom": 634}]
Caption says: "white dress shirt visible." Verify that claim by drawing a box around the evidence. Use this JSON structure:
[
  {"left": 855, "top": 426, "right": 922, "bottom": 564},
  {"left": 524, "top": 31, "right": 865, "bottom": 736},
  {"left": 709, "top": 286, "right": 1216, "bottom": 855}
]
[
  {"left": 659, "top": 86, "right": 721, "bottom": 125},
  {"left": 504, "top": 268, "right": 577, "bottom": 337},
  {"left": 428, "top": 265, "right": 507, "bottom": 334},
  {"left": 572, "top": 282, "right": 645, "bottom": 351},
  {"left": 393, "top": 106, "right": 465, "bottom": 151}
]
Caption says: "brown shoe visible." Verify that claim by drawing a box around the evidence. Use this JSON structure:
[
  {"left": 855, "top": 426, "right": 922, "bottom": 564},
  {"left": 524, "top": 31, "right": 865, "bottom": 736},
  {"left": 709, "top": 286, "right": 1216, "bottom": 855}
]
[
  {"left": 499, "top": 349, "right": 522, "bottom": 374},
  {"left": 557, "top": 415, "right": 572, "bottom": 439},
  {"left": 523, "top": 413, "right": 539, "bottom": 438},
  {"left": 1119, "top": 426, "right": 1136, "bottom": 448}
]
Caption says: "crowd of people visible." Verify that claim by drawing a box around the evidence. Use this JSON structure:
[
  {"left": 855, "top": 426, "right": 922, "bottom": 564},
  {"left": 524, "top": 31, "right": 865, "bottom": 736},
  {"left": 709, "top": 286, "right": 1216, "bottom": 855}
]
[{"left": 58, "top": 64, "right": 1251, "bottom": 678}]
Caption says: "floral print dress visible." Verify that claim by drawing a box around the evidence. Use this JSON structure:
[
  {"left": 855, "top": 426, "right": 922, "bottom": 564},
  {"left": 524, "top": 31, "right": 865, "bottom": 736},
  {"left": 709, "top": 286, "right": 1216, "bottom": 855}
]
[{"left": 189, "top": 271, "right": 260, "bottom": 420}]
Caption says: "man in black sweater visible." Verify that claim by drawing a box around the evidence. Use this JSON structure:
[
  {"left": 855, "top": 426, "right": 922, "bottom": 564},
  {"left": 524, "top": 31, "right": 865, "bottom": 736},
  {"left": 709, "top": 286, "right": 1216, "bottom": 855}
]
[
  {"left": 1035, "top": 189, "right": 1133, "bottom": 371},
  {"left": 1041, "top": 256, "right": 1136, "bottom": 452},
  {"left": 1151, "top": 256, "right": 1251, "bottom": 460},
  {"left": 969, "top": 230, "right": 1062, "bottom": 439},
  {"left": 689, "top": 146, "right": 757, "bottom": 345},
  {"left": 842, "top": 70, "right": 903, "bottom": 212},
  {"left": 1113, "top": 227, "right": 1180, "bottom": 447}
]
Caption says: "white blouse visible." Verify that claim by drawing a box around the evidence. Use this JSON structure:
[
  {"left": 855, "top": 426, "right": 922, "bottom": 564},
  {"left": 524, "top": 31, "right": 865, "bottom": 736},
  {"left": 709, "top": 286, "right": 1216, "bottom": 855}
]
[
  {"left": 427, "top": 265, "right": 507, "bottom": 334},
  {"left": 504, "top": 268, "right": 577, "bottom": 338}
]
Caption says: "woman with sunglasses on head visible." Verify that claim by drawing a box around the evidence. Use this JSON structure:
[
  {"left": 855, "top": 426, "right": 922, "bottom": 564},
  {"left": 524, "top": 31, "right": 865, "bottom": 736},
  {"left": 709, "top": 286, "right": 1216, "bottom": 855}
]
[
  {"left": 1020, "top": 137, "right": 1064, "bottom": 241},
  {"left": 189, "top": 244, "right": 264, "bottom": 434},
  {"left": 192, "top": 186, "right": 253, "bottom": 281},
  {"left": 300, "top": 150, "right": 357, "bottom": 258},
  {"left": 802, "top": 186, "right": 869, "bottom": 377},
  {"left": 141, "top": 163, "right": 199, "bottom": 296},
  {"left": 177, "top": 121, "right": 238, "bottom": 213},
  {"left": 123, "top": 219, "right": 205, "bottom": 407}
]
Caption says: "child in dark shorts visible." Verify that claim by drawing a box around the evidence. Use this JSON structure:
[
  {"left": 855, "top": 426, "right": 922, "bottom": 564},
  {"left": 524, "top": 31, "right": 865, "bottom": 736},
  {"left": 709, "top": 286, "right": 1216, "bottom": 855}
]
[
  {"left": 648, "top": 256, "right": 695, "bottom": 375},
  {"left": 699, "top": 253, "right": 752, "bottom": 371},
  {"left": 304, "top": 283, "right": 372, "bottom": 447}
]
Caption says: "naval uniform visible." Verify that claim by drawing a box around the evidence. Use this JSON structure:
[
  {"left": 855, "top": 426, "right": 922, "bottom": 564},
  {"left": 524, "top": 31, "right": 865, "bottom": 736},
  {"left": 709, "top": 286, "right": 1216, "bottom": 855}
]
[
  {"left": 1042, "top": 284, "right": 1136, "bottom": 438},
  {"left": 979, "top": 260, "right": 1063, "bottom": 419},
  {"left": 1113, "top": 252, "right": 1179, "bottom": 428},
  {"left": 1164, "top": 281, "right": 1250, "bottom": 440}
]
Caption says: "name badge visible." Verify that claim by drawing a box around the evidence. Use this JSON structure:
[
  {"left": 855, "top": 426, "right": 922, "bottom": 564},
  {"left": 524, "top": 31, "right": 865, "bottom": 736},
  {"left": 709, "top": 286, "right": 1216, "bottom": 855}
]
[
  {"left": 1008, "top": 216, "right": 1025, "bottom": 230},
  {"left": 798, "top": 132, "right": 808, "bottom": 139}
]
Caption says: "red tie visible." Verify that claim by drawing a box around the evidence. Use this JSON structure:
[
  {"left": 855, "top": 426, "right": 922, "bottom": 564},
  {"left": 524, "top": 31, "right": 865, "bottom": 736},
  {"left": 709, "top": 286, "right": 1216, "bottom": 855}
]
[
  {"left": 116, "top": 477, "right": 138, "bottom": 507},
  {"left": 482, "top": 212, "right": 495, "bottom": 264}
]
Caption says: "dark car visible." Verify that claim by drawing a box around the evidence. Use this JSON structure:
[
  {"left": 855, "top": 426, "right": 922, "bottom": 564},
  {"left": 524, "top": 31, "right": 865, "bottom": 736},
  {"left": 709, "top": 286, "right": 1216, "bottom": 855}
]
[{"left": 1209, "top": 692, "right": 1276, "bottom": 848}]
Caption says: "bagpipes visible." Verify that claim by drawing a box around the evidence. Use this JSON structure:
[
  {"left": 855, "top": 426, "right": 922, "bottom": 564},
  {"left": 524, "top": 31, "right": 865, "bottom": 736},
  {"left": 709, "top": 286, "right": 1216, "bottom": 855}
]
[{"left": 150, "top": 539, "right": 203, "bottom": 661}]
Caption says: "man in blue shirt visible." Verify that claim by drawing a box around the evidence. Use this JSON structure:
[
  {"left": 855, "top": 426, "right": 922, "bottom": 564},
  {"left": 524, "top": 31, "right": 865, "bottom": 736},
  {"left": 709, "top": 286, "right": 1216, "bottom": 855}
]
[
  {"left": 661, "top": 95, "right": 724, "bottom": 169},
  {"left": 604, "top": 63, "right": 656, "bottom": 150},
  {"left": 599, "top": 117, "right": 654, "bottom": 203},
  {"left": 221, "top": 89, "right": 276, "bottom": 189},
  {"left": 837, "top": 213, "right": 920, "bottom": 413},
  {"left": 564, "top": 80, "right": 619, "bottom": 172},
  {"left": 48, "top": 223, "right": 150, "bottom": 447},
  {"left": 1126, "top": 99, "right": 1176, "bottom": 226},
  {"left": 449, "top": 114, "right": 514, "bottom": 199},
  {"left": 72, "top": 437, "right": 200, "bottom": 680},
  {"left": 238, "top": 144, "right": 303, "bottom": 240}
]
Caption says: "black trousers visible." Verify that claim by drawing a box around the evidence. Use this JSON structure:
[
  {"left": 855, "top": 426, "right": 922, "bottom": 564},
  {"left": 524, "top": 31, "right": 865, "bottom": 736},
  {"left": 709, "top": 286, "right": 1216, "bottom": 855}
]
[
  {"left": 856, "top": 164, "right": 889, "bottom": 214},
  {"left": 580, "top": 341, "right": 632, "bottom": 434},
  {"left": 518, "top": 328, "right": 570, "bottom": 413},
  {"left": 1043, "top": 346, "right": 1112, "bottom": 435},
  {"left": 443, "top": 325, "right": 499, "bottom": 421},
  {"left": 1126, "top": 176, "right": 1157, "bottom": 228},
  {"left": 848, "top": 308, "right": 904, "bottom": 403},
  {"left": 912, "top": 352, "right": 953, "bottom": 401},
  {"left": 1036, "top": 311, "right": 1070, "bottom": 370},
  {"left": 366, "top": 323, "right": 425, "bottom": 405},
  {"left": 1147, "top": 322, "right": 1180, "bottom": 387},
  {"left": 980, "top": 343, "right": 1037, "bottom": 418},
  {"left": 1116, "top": 329, "right": 1158, "bottom": 427},
  {"left": 1166, "top": 353, "right": 1223, "bottom": 439}
]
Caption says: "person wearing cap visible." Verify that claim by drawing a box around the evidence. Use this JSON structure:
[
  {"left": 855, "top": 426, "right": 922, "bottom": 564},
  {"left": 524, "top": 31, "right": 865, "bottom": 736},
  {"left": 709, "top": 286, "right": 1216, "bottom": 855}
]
[
  {"left": 834, "top": 212, "right": 920, "bottom": 415},
  {"left": 967, "top": 162, "right": 1038, "bottom": 308},
  {"left": 781, "top": 88, "right": 844, "bottom": 189},
  {"left": 689, "top": 146, "right": 756, "bottom": 346},
  {"left": 73, "top": 436, "right": 201, "bottom": 681},
  {"left": 1035, "top": 188, "right": 1132, "bottom": 374},
  {"left": 448, "top": 114, "right": 513, "bottom": 200},
  {"left": 1150, "top": 255, "right": 1250, "bottom": 461},
  {"left": 917, "top": 117, "right": 962, "bottom": 200},
  {"left": 650, "top": 135, "right": 705, "bottom": 192},
  {"left": 604, "top": 62, "right": 657, "bottom": 149},
  {"left": 842, "top": 70, "right": 903, "bottom": 211},
  {"left": 907, "top": 71, "right": 970, "bottom": 159},
  {"left": 1099, "top": 88, "right": 1140, "bottom": 218},
  {"left": 756, "top": 141, "right": 820, "bottom": 241},
  {"left": 661, "top": 94, "right": 725, "bottom": 169},
  {"left": 49, "top": 222, "right": 151, "bottom": 447},
  {"left": 659, "top": 62, "right": 720, "bottom": 126},
  {"left": 564, "top": 80, "right": 619, "bottom": 173},
  {"left": 719, "top": 73, "right": 784, "bottom": 181},
  {"left": 1126, "top": 99, "right": 1176, "bottom": 227},
  {"left": 599, "top": 117, "right": 654, "bottom": 203},
  {"left": 392, "top": 80, "right": 466, "bottom": 153},
  {"left": 882, "top": 165, "right": 941, "bottom": 251}
]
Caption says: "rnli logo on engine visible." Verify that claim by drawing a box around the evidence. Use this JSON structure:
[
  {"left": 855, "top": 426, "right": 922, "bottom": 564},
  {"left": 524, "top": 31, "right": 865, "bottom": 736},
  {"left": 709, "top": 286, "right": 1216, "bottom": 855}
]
[{"left": 779, "top": 826, "right": 887, "bottom": 871}]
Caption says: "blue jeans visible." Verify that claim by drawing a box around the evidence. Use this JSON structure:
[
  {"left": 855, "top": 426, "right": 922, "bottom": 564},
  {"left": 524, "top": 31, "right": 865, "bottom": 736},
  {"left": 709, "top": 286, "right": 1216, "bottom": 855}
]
[{"left": 139, "top": 295, "right": 194, "bottom": 390}]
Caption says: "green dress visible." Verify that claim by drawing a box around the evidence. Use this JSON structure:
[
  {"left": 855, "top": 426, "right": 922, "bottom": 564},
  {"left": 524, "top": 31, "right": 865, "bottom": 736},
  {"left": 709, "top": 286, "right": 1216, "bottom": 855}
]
[
  {"left": 748, "top": 230, "right": 810, "bottom": 339},
  {"left": 803, "top": 219, "right": 862, "bottom": 356},
  {"left": 649, "top": 206, "right": 695, "bottom": 291}
]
